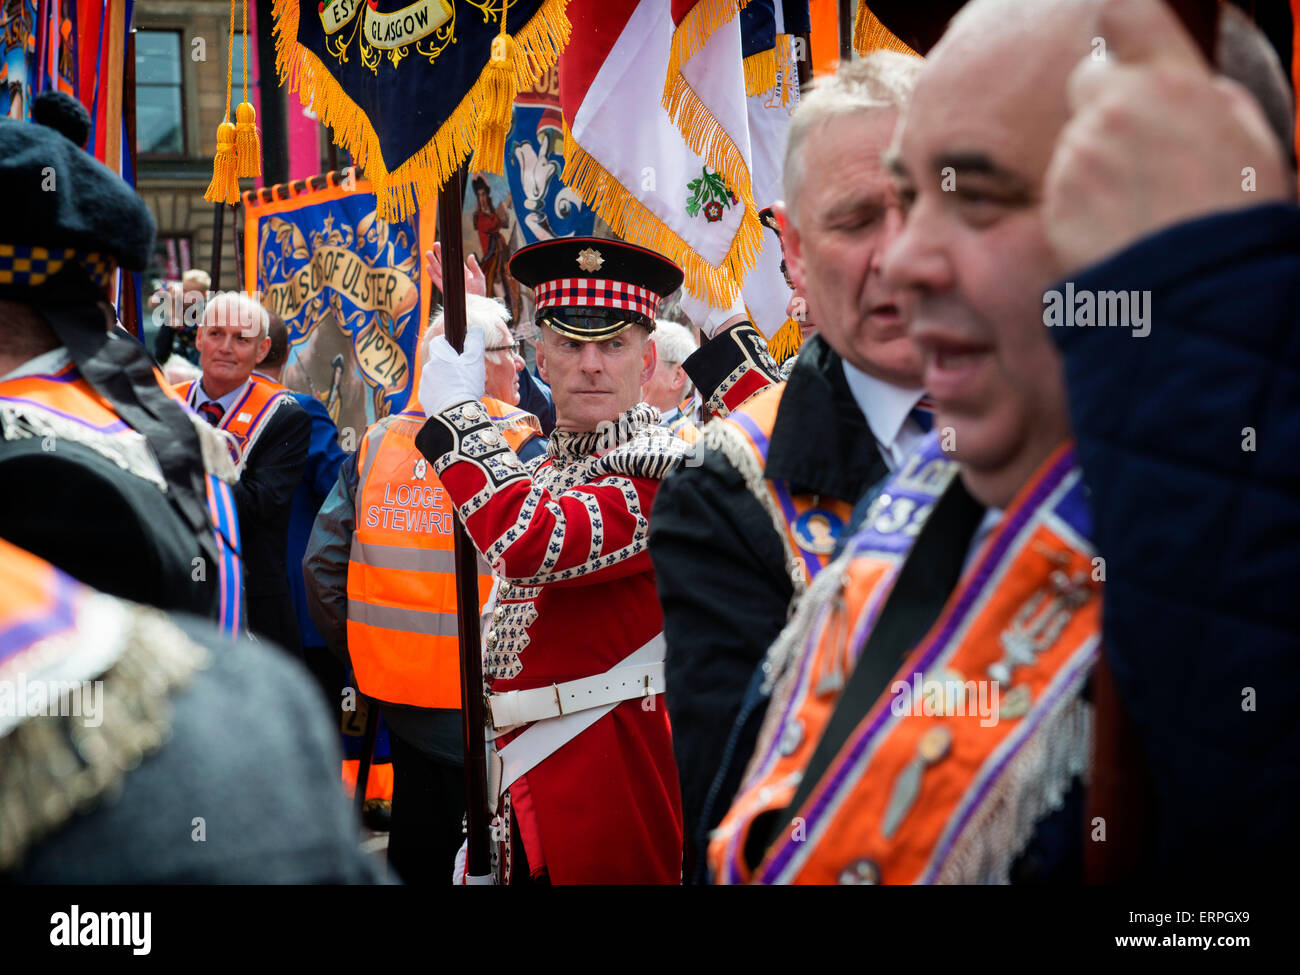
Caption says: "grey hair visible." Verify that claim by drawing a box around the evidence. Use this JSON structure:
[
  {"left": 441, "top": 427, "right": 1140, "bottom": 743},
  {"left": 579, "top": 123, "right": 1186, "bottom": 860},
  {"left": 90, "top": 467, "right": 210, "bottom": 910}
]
[
  {"left": 783, "top": 50, "right": 925, "bottom": 227},
  {"left": 649, "top": 319, "right": 698, "bottom": 395},
  {"left": 202, "top": 291, "right": 269, "bottom": 340},
  {"left": 427, "top": 293, "right": 511, "bottom": 370},
  {"left": 1216, "top": 4, "right": 1296, "bottom": 177}
]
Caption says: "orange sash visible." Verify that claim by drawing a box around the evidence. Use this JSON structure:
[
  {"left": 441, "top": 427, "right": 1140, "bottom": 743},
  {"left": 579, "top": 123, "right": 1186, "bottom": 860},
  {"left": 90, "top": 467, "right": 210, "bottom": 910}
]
[
  {"left": 711, "top": 440, "right": 1100, "bottom": 884},
  {"left": 724, "top": 384, "right": 854, "bottom": 589},
  {"left": 175, "top": 375, "right": 290, "bottom": 465}
]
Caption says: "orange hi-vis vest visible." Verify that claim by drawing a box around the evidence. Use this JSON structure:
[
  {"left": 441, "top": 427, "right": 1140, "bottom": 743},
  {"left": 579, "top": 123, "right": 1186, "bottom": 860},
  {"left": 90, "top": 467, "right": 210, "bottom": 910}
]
[
  {"left": 175, "top": 375, "right": 291, "bottom": 466},
  {"left": 346, "top": 397, "right": 542, "bottom": 709},
  {"left": 706, "top": 383, "right": 854, "bottom": 604}
]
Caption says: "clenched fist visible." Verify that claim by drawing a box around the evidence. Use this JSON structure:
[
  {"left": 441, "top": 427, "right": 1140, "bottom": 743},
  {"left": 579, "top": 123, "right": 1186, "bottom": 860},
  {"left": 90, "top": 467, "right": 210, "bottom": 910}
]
[{"left": 1043, "top": 0, "right": 1289, "bottom": 273}]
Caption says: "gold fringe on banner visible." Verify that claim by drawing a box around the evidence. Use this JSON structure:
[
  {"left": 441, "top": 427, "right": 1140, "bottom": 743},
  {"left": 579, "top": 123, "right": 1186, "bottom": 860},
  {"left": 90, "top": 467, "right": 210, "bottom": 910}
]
[
  {"left": 661, "top": 0, "right": 761, "bottom": 283},
  {"left": 853, "top": 2, "right": 920, "bottom": 57},
  {"left": 743, "top": 49, "right": 776, "bottom": 97},
  {"left": 561, "top": 119, "right": 762, "bottom": 310},
  {"left": 270, "top": 0, "right": 571, "bottom": 223},
  {"left": 766, "top": 316, "right": 803, "bottom": 364}
]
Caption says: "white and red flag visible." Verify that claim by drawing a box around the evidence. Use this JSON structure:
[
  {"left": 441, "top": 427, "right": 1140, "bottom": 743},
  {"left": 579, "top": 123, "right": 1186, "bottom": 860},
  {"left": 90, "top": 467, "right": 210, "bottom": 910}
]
[{"left": 559, "top": 0, "right": 761, "bottom": 313}]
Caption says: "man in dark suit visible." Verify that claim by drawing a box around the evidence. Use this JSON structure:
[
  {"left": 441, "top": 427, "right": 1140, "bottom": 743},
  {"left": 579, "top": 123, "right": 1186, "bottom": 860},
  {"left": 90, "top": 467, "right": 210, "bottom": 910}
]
[
  {"left": 648, "top": 52, "right": 931, "bottom": 881},
  {"left": 185, "top": 293, "right": 310, "bottom": 651},
  {"left": 255, "top": 310, "right": 349, "bottom": 703},
  {"left": 0, "top": 93, "right": 241, "bottom": 634}
]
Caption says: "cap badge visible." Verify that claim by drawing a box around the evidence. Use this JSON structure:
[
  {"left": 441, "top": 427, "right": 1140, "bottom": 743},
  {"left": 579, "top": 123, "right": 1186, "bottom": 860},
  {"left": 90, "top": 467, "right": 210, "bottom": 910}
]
[{"left": 576, "top": 247, "right": 604, "bottom": 272}]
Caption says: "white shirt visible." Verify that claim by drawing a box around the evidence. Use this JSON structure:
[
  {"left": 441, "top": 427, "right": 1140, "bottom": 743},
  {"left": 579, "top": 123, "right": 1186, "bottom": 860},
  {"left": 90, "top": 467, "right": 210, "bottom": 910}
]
[
  {"left": 841, "top": 361, "right": 929, "bottom": 471},
  {"left": 188, "top": 376, "right": 250, "bottom": 418},
  {"left": 0, "top": 347, "right": 72, "bottom": 383}
]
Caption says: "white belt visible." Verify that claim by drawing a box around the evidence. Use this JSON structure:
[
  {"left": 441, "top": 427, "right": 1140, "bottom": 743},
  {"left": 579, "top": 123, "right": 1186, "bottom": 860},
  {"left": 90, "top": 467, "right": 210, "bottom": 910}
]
[
  {"left": 485, "top": 633, "right": 665, "bottom": 812},
  {"left": 488, "top": 661, "right": 665, "bottom": 731}
]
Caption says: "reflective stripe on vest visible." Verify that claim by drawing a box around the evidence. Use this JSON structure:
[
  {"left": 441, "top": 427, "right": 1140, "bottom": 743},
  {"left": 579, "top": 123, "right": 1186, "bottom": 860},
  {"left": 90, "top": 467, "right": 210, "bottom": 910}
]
[
  {"left": 346, "top": 408, "right": 498, "bottom": 709},
  {"left": 726, "top": 385, "right": 854, "bottom": 587}
]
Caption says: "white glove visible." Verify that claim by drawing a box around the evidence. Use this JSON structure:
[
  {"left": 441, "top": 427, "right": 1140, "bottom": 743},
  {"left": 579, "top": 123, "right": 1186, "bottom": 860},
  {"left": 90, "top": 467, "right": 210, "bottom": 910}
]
[
  {"left": 420, "top": 329, "right": 486, "bottom": 415},
  {"left": 452, "top": 838, "right": 468, "bottom": 885},
  {"left": 680, "top": 288, "right": 748, "bottom": 339}
]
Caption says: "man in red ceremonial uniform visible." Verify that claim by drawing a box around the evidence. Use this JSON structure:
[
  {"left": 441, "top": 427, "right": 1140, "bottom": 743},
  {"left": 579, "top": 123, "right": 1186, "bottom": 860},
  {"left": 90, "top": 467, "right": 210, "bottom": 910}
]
[{"left": 415, "top": 238, "right": 692, "bottom": 884}]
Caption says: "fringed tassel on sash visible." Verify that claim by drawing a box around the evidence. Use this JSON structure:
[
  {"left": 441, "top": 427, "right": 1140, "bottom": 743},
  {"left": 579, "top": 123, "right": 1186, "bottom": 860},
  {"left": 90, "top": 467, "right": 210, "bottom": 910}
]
[
  {"left": 270, "top": 0, "right": 571, "bottom": 222},
  {"left": 0, "top": 603, "right": 210, "bottom": 872},
  {"left": 933, "top": 670, "right": 1096, "bottom": 885},
  {"left": 0, "top": 405, "right": 167, "bottom": 492}
]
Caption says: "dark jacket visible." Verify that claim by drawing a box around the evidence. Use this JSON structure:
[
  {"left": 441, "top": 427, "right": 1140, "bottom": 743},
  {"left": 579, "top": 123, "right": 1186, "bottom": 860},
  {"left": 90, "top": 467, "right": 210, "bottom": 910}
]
[
  {"left": 9, "top": 613, "right": 392, "bottom": 884},
  {"left": 649, "top": 335, "right": 888, "bottom": 880},
  {"left": 235, "top": 396, "right": 311, "bottom": 652},
  {"left": 1049, "top": 202, "right": 1300, "bottom": 881},
  {"left": 285, "top": 392, "right": 348, "bottom": 650},
  {"left": 0, "top": 437, "right": 216, "bottom": 617}
]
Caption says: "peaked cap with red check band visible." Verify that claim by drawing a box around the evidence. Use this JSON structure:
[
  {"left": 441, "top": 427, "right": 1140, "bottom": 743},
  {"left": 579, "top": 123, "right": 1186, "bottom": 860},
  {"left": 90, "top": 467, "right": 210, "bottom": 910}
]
[{"left": 510, "top": 237, "right": 684, "bottom": 342}]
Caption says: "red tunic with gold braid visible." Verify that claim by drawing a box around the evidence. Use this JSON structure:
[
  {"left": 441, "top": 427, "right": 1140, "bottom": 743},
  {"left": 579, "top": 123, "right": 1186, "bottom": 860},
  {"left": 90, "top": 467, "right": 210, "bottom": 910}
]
[{"left": 415, "top": 400, "right": 694, "bottom": 884}]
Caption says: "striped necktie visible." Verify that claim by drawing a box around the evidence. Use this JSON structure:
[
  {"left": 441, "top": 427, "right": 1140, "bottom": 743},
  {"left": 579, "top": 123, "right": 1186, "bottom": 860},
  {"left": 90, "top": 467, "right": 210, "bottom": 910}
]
[
  {"left": 909, "top": 396, "right": 935, "bottom": 433},
  {"left": 198, "top": 400, "right": 225, "bottom": 427}
]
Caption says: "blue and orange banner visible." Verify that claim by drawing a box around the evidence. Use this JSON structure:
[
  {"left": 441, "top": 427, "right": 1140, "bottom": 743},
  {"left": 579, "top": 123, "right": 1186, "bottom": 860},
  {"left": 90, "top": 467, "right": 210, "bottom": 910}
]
[
  {"left": 243, "top": 171, "right": 436, "bottom": 440},
  {"left": 271, "top": 0, "right": 571, "bottom": 222}
]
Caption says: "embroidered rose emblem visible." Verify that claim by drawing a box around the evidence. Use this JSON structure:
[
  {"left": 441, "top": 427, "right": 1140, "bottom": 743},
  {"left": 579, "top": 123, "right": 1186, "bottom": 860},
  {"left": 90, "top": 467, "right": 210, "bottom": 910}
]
[{"left": 703, "top": 200, "right": 723, "bottom": 223}]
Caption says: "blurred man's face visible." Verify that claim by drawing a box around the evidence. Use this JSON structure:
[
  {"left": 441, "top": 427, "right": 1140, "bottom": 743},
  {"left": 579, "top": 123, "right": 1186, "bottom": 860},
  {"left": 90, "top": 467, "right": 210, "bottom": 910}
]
[
  {"left": 781, "top": 108, "right": 921, "bottom": 385},
  {"left": 883, "top": 1, "right": 1086, "bottom": 507},
  {"left": 641, "top": 351, "right": 686, "bottom": 413},
  {"left": 197, "top": 299, "right": 269, "bottom": 399},
  {"left": 484, "top": 320, "right": 525, "bottom": 406},
  {"left": 536, "top": 324, "right": 656, "bottom": 433}
]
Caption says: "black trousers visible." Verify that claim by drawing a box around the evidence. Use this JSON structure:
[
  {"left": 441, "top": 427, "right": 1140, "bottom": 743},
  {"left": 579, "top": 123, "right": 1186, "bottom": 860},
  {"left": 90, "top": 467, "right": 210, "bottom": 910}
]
[{"left": 386, "top": 734, "right": 466, "bottom": 885}]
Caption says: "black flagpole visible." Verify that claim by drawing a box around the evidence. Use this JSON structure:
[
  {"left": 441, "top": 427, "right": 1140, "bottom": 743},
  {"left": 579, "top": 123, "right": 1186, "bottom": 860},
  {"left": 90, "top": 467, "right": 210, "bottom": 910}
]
[{"left": 437, "top": 163, "right": 492, "bottom": 882}]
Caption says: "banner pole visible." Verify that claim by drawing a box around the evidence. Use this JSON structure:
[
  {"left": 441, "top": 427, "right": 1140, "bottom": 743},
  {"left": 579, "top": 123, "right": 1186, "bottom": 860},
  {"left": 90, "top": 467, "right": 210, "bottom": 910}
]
[{"left": 438, "top": 164, "right": 492, "bottom": 882}]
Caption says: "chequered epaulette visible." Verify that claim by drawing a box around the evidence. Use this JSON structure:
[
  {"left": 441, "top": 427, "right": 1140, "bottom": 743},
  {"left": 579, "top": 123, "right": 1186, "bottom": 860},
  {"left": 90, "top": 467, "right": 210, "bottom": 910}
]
[
  {"left": 589, "top": 423, "right": 695, "bottom": 482},
  {"left": 425, "top": 399, "right": 528, "bottom": 489},
  {"left": 682, "top": 321, "right": 784, "bottom": 421}
]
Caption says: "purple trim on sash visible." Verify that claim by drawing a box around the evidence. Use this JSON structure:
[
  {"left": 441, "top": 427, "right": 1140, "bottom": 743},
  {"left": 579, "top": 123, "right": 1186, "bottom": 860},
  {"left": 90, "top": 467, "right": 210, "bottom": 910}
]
[
  {"left": 728, "top": 409, "right": 771, "bottom": 459},
  {"left": 844, "top": 432, "right": 949, "bottom": 559},
  {"left": 0, "top": 574, "right": 80, "bottom": 666},
  {"left": 729, "top": 406, "right": 836, "bottom": 580},
  {"left": 0, "top": 394, "right": 132, "bottom": 434},
  {"left": 17, "top": 365, "right": 80, "bottom": 384},
  {"left": 1053, "top": 474, "right": 1092, "bottom": 542},
  {"left": 757, "top": 447, "right": 1078, "bottom": 883}
]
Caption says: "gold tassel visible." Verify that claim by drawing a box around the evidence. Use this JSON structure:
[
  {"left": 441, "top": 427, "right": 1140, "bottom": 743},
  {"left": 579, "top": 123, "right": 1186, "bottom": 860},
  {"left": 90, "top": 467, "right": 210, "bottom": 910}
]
[
  {"left": 204, "top": 121, "right": 240, "bottom": 205},
  {"left": 234, "top": 101, "right": 262, "bottom": 177},
  {"left": 472, "top": 33, "right": 516, "bottom": 176},
  {"left": 853, "top": 2, "right": 920, "bottom": 58},
  {"left": 766, "top": 317, "right": 804, "bottom": 365}
]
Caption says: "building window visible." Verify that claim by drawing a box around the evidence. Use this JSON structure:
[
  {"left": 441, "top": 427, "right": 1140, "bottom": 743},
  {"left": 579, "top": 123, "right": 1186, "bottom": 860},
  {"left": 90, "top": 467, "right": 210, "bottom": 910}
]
[
  {"left": 151, "top": 235, "right": 195, "bottom": 286},
  {"left": 136, "top": 30, "right": 184, "bottom": 156},
  {"left": 232, "top": 33, "right": 257, "bottom": 93}
]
